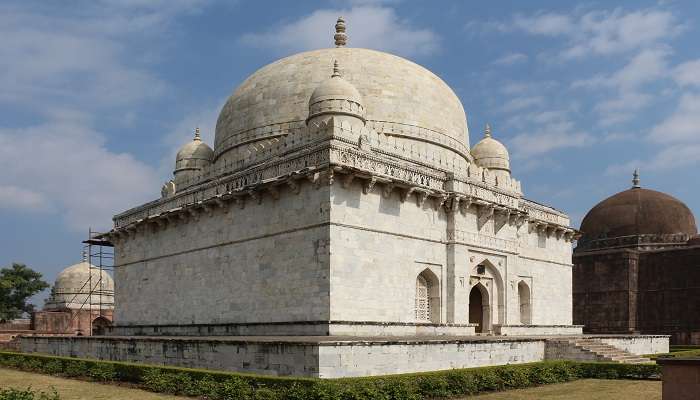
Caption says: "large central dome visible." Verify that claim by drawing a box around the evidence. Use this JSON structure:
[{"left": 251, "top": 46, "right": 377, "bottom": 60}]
[{"left": 214, "top": 47, "right": 469, "bottom": 160}]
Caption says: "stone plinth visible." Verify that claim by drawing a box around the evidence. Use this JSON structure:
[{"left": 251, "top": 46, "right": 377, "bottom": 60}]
[
  {"left": 657, "top": 358, "right": 700, "bottom": 400},
  {"left": 19, "top": 334, "right": 669, "bottom": 378}
]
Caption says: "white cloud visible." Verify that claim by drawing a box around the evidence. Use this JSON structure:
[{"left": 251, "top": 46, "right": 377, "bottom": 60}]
[
  {"left": 500, "top": 96, "right": 545, "bottom": 113},
  {"left": 572, "top": 47, "right": 670, "bottom": 126},
  {"left": 492, "top": 52, "right": 528, "bottom": 66},
  {"left": 509, "top": 123, "right": 595, "bottom": 158},
  {"left": 0, "top": 121, "right": 160, "bottom": 231},
  {"left": 501, "top": 8, "right": 681, "bottom": 59},
  {"left": 0, "top": 4, "right": 175, "bottom": 110},
  {"left": 0, "top": 186, "right": 48, "bottom": 211},
  {"left": 673, "top": 59, "right": 700, "bottom": 87},
  {"left": 649, "top": 93, "right": 700, "bottom": 144},
  {"left": 240, "top": 6, "right": 439, "bottom": 57},
  {"left": 511, "top": 13, "right": 574, "bottom": 36},
  {"left": 0, "top": 2, "right": 207, "bottom": 230}
]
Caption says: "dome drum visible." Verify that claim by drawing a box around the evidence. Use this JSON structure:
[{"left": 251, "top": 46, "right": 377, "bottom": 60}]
[{"left": 307, "top": 98, "right": 366, "bottom": 125}]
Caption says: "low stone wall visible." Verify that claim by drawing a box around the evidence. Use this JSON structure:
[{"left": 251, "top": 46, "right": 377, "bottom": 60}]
[
  {"left": 493, "top": 325, "right": 583, "bottom": 336},
  {"left": 20, "top": 336, "right": 320, "bottom": 377},
  {"left": 318, "top": 339, "right": 544, "bottom": 378},
  {"left": 598, "top": 335, "right": 669, "bottom": 355},
  {"left": 18, "top": 334, "right": 669, "bottom": 378}
]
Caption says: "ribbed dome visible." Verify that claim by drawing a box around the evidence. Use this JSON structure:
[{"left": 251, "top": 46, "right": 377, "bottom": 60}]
[
  {"left": 580, "top": 187, "right": 697, "bottom": 242},
  {"left": 214, "top": 47, "right": 469, "bottom": 160},
  {"left": 45, "top": 261, "right": 114, "bottom": 310},
  {"left": 471, "top": 125, "right": 510, "bottom": 171},
  {"left": 175, "top": 129, "right": 214, "bottom": 173}
]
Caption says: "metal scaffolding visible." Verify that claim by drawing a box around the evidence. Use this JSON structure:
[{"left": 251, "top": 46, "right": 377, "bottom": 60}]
[{"left": 67, "top": 228, "right": 115, "bottom": 335}]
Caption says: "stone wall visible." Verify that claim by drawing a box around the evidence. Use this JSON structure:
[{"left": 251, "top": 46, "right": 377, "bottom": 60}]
[
  {"left": 316, "top": 339, "right": 545, "bottom": 378},
  {"left": 113, "top": 182, "right": 332, "bottom": 329},
  {"left": 328, "top": 180, "right": 575, "bottom": 331},
  {"left": 573, "top": 249, "right": 638, "bottom": 333},
  {"left": 574, "top": 245, "right": 700, "bottom": 344},
  {"left": 599, "top": 335, "right": 669, "bottom": 355}
]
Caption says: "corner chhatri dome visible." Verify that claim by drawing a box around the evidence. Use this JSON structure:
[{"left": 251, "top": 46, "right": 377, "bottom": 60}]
[
  {"left": 579, "top": 171, "right": 698, "bottom": 242},
  {"left": 307, "top": 60, "right": 365, "bottom": 125},
  {"left": 175, "top": 127, "right": 214, "bottom": 173},
  {"left": 471, "top": 124, "right": 510, "bottom": 172}
]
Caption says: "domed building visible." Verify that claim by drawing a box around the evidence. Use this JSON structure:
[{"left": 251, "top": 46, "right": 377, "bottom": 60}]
[
  {"left": 31, "top": 258, "right": 114, "bottom": 336},
  {"left": 20, "top": 18, "right": 669, "bottom": 377},
  {"left": 573, "top": 171, "right": 700, "bottom": 343}
]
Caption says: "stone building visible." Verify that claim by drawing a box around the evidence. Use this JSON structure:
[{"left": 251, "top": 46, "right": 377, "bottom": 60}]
[
  {"left": 32, "top": 259, "right": 114, "bottom": 335},
  {"left": 573, "top": 171, "right": 700, "bottom": 344},
  {"left": 109, "top": 18, "right": 581, "bottom": 338},
  {"left": 19, "top": 18, "right": 670, "bottom": 378}
]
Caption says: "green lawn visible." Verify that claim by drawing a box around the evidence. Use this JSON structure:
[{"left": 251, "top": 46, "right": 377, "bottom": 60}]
[
  {"left": 0, "top": 368, "right": 184, "bottom": 400},
  {"left": 465, "top": 379, "right": 660, "bottom": 399}
]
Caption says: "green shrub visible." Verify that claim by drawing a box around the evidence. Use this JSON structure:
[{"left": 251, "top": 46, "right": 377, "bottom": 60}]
[
  {"left": 0, "top": 351, "right": 663, "bottom": 400},
  {"left": 0, "top": 388, "right": 60, "bottom": 400}
]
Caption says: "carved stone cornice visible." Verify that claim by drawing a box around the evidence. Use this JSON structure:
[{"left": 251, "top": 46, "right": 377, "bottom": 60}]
[{"left": 112, "top": 134, "right": 574, "bottom": 240}]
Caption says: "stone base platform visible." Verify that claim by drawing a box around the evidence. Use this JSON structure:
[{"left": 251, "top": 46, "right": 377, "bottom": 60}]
[{"left": 18, "top": 334, "right": 669, "bottom": 378}]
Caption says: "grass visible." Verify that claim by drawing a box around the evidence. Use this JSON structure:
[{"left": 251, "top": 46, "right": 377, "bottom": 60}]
[
  {"left": 464, "top": 379, "right": 661, "bottom": 399},
  {"left": 0, "top": 368, "right": 185, "bottom": 400}
]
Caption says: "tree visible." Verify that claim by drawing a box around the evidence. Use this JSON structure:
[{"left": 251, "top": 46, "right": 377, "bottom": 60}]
[{"left": 0, "top": 263, "right": 50, "bottom": 321}]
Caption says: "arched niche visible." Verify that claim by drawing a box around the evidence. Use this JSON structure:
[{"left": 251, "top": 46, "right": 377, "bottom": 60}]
[
  {"left": 415, "top": 268, "right": 440, "bottom": 323},
  {"left": 518, "top": 281, "right": 532, "bottom": 325}
]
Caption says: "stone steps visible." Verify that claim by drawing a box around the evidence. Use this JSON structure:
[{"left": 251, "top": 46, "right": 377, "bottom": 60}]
[{"left": 572, "top": 339, "right": 651, "bottom": 364}]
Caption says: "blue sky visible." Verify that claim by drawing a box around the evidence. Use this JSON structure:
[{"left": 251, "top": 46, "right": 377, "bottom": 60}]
[{"left": 2, "top": 0, "right": 699, "bottom": 304}]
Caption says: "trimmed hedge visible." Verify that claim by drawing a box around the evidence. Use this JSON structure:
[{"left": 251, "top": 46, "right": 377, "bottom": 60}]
[
  {"left": 0, "top": 351, "right": 660, "bottom": 400},
  {"left": 0, "top": 388, "right": 60, "bottom": 400}
]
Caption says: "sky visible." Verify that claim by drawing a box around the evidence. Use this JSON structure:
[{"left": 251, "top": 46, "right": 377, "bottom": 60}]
[{"left": 1, "top": 0, "right": 699, "bottom": 305}]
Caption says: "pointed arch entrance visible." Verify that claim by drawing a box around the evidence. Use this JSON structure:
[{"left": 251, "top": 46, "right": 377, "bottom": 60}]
[{"left": 469, "top": 283, "right": 490, "bottom": 333}]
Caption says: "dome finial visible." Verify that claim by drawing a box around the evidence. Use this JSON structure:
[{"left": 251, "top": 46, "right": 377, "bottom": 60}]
[
  {"left": 484, "top": 123, "right": 492, "bottom": 138},
  {"left": 332, "top": 60, "right": 341, "bottom": 78},
  {"left": 632, "top": 168, "right": 640, "bottom": 188},
  {"left": 334, "top": 17, "right": 347, "bottom": 47},
  {"left": 194, "top": 127, "right": 201, "bottom": 141}
]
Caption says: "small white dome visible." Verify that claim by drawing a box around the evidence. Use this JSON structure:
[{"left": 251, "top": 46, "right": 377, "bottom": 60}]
[
  {"left": 307, "top": 60, "right": 365, "bottom": 124},
  {"left": 45, "top": 261, "right": 114, "bottom": 311},
  {"left": 471, "top": 125, "right": 510, "bottom": 172},
  {"left": 175, "top": 128, "right": 214, "bottom": 173}
]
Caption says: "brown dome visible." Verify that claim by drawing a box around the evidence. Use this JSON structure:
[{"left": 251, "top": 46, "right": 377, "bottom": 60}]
[{"left": 580, "top": 187, "right": 697, "bottom": 242}]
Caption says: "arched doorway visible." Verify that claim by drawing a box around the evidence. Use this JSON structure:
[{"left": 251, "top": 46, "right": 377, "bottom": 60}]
[
  {"left": 469, "top": 284, "right": 490, "bottom": 333},
  {"left": 518, "top": 281, "right": 531, "bottom": 325},
  {"left": 91, "top": 316, "right": 112, "bottom": 336}
]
